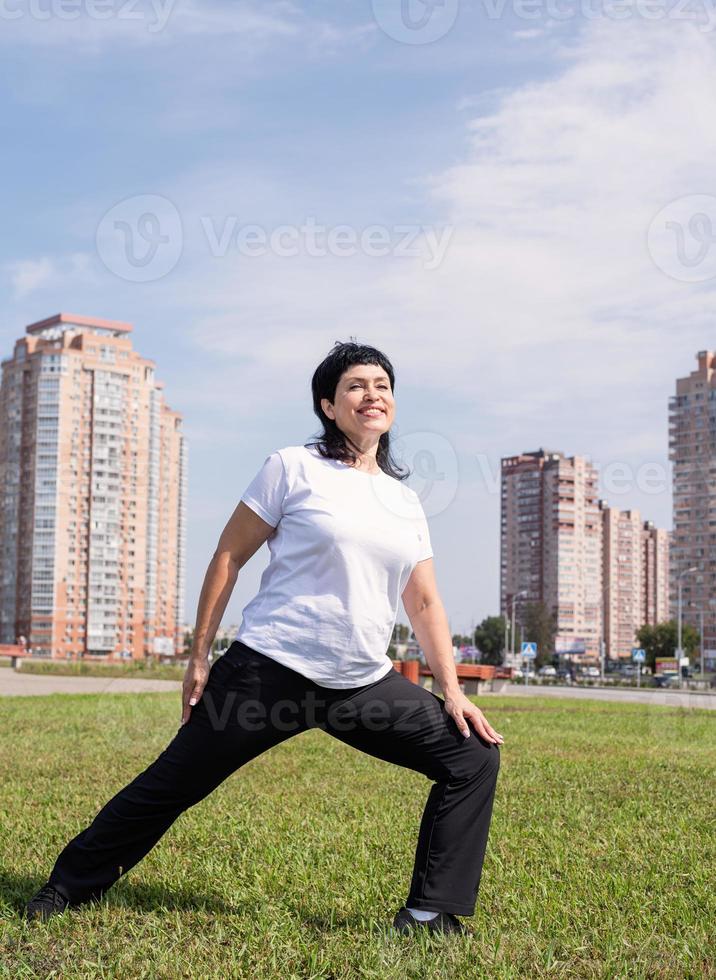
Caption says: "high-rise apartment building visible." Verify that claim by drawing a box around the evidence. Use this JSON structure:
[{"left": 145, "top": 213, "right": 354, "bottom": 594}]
[
  {"left": 599, "top": 505, "right": 670, "bottom": 659},
  {"left": 0, "top": 313, "right": 187, "bottom": 659},
  {"left": 668, "top": 350, "right": 716, "bottom": 665},
  {"left": 642, "top": 520, "right": 670, "bottom": 631},
  {"left": 502, "top": 451, "right": 670, "bottom": 663},
  {"left": 600, "top": 504, "right": 642, "bottom": 660},
  {"left": 500, "top": 449, "right": 603, "bottom": 660}
]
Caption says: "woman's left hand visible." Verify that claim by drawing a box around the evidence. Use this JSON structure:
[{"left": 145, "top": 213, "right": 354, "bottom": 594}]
[
  {"left": 443, "top": 692, "right": 504, "bottom": 744},
  {"left": 181, "top": 656, "right": 210, "bottom": 726}
]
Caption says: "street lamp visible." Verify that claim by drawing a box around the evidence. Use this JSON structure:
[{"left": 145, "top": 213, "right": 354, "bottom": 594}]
[
  {"left": 599, "top": 582, "right": 610, "bottom": 684},
  {"left": 677, "top": 566, "right": 699, "bottom": 689},
  {"left": 510, "top": 590, "right": 528, "bottom": 666}
]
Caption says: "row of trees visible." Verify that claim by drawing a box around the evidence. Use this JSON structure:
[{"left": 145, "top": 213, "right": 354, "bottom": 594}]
[
  {"left": 460, "top": 603, "right": 558, "bottom": 669},
  {"left": 193, "top": 613, "right": 702, "bottom": 672},
  {"left": 181, "top": 628, "right": 236, "bottom": 658},
  {"left": 450, "top": 604, "right": 702, "bottom": 672},
  {"left": 635, "top": 621, "right": 700, "bottom": 671}
]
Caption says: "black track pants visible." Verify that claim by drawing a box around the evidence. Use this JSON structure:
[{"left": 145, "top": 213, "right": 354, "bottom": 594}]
[{"left": 48, "top": 640, "right": 500, "bottom": 916}]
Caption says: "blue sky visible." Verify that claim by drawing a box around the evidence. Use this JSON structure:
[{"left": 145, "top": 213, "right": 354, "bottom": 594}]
[{"left": 2, "top": 1, "right": 715, "bottom": 635}]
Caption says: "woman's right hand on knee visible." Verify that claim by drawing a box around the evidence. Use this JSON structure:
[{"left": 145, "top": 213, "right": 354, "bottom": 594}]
[{"left": 181, "top": 657, "right": 210, "bottom": 725}]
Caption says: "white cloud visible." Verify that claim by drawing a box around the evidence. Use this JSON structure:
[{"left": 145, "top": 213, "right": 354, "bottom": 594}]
[
  {"left": 168, "top": 27, "right": 714, "bottom": 314},
  {"left": 17, "top": 16, "right": 712, "bottom": 517},
  {"left": 5, "top": 257, "right": 57, "bottom": 298},
  {"left": 0, "top": 0, "right": 369, "bottom": 51},
  {"left": 513, "top": 27, "right": 547, "bottom": 39},
  {"left": 374, "top": 20, "right": 716, "bottom": 415},
  {"left": 4, "top": 252, "right": 95, "bottom": 299},
  {"left": 135, "top": 17, "right": 716, "bottom": 502}
]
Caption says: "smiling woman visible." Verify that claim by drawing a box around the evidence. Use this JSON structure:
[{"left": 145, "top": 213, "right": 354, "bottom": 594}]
[
  {"left": 233, "top": 441, "right": 431, "bottom": 686},
  {"left": 26, "top": 339, "right": 503, "bottom": 938},
  {"left": 335, "top": 367, "right": 393, "bottom": 434},
  {"left": 306, "top": 345, "right": 401, "bottom": 478}
]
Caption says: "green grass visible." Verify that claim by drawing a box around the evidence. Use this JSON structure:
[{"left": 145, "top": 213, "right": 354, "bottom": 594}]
[
  {"left": 14, "top": 660, "right": 185, "bottom": 681},
  {"left": 1, "top": 695, "right": 714, "bottom": 979}
]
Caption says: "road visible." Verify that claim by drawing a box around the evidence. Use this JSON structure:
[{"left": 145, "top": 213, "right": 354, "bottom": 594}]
[
  {"left": 484, "top": 681, "right": 716, "bottom": 710},
  {"left": 1, "top": 670, "right": 714, "bottom": 710},
  {"left": 0, "top": 670, "right": 181, "bottom": 697}
]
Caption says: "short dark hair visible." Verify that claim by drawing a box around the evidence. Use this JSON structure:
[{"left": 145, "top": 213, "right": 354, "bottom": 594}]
[{"left": 306, "top": 339, "right": 409, "bottom": 481}]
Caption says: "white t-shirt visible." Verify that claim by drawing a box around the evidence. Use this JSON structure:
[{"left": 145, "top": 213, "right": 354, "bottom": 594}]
[{"left": 234, "top": 443, "right": 433, "bottom": 687}]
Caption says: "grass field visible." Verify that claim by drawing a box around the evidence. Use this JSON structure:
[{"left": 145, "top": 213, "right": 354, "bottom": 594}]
[
  {"left": 7, "top": 659, "right": 186, "bottom": 681},
  {"left": 1, "top": 694, "right": 714, "bottom": 979}
]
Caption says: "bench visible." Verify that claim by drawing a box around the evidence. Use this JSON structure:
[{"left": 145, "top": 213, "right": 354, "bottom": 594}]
[
  {"left": 392, "top": 659, "right": 497, "bottom": 694},
  {"left": 422, "top": 663, "right": 496, "bottom": 696},
  {"left": 0, "top": 645, "right": 31, "bottom": 670}
]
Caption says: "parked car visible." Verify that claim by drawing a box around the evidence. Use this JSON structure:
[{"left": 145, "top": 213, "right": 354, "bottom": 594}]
[
  {"left": 538, "top": 665, "right": 557, "bottom": 678},
  {"left": 556, "top": 667, "right": 574, "bottom": 683},
  {"left": 513, "top": 667, "right": 536, "bottom": 680}
]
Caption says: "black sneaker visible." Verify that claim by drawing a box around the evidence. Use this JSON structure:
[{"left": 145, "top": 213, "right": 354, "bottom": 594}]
[
  {"left": 391, "top": 906, "right": 468, "bottom": 936},
  {"left": 25, "top": 882, "right": 70, "bottom": 921}
]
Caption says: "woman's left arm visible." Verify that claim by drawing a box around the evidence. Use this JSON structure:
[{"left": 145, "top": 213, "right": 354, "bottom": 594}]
[{"left": 402, "top": 559, "right": 504, "bottom": 745}]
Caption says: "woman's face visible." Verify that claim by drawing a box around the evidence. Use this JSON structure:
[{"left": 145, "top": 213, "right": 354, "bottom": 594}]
[{"left": 321, "top": 363, "right": 395, "bottom": 445}]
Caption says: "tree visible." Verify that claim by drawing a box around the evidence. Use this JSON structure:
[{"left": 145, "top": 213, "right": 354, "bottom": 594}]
[
  {"left": 392, "top": 623, "right": 410, "bottom": 644},
  {"left": 452, "top": 633, "right": 473, "bottom": 649},
  {"left": 182, "top": 628, "right": 194, "bottom": 657},
  {"left": 473, "top": 616, "right": 506, "bottom": 666},
  {"left": 521, "top": 602, "right": 557, "bottom": 668},
  {"left": 635, "top": 620, "right": 700, "bottom": 672}
]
